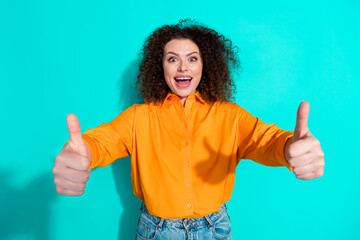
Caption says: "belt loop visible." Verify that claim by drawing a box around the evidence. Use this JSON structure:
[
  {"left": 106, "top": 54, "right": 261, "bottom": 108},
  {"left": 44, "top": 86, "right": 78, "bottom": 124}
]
[
  {"left": 156, "top": 218, "right": 164, "bottom": 231},
  {"left": 205, "top": 215, "right": 214, "bottom": 229}
]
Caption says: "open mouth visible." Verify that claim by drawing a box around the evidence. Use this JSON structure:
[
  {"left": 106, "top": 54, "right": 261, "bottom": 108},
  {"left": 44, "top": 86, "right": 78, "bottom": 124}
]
[{"left": 174, "top": 77, "right": 192, "bottom": 86}]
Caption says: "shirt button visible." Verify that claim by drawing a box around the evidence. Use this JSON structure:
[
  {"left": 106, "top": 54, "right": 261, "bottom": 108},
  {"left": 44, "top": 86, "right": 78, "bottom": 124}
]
[
  {"left": 187, "top": 203, "right": 192, "bottom": 208},
  {"left": 186, "top": 183, "right": 191, "bottom": 187}
]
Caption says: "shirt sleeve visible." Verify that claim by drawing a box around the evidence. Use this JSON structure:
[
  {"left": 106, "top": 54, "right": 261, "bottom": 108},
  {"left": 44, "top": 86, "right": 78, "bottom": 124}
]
[
  {"left": 236, "top": 106, "right": 294, "bottom": 171},
  {"left": 80, "top": 105, "right": 135, "bottom": 169}
]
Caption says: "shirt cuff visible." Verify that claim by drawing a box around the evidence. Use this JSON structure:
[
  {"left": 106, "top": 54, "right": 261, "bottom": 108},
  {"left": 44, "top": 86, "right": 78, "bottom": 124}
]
[{"left": 277, "top": 131, "right": 294, "bottom": 172}]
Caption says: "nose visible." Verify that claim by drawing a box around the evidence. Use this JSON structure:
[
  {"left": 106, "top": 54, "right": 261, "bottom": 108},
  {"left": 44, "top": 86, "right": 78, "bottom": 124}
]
[{"left": 177, "top": 60, "right": 188, "bottom": 72}]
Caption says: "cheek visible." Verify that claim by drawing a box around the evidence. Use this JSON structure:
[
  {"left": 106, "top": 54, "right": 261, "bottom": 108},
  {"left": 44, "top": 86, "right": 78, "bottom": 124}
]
[
  {"left": 194, "top": 65, "right": 203, "bottom": 76},
  {"left": 195, "top": 61, "right": 203, "bottom": 72},
  {"left": 163, "top": 64, "right": 175, "bottom": 77},
  {"left": 162, "top": 62, "right": 169, "bottom": 75}
]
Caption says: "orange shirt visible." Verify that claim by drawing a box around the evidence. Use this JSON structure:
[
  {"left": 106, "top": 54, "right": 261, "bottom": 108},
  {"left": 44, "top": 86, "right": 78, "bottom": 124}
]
[{"left": 80, "top": 92, "right": 294, "bottom": 219}]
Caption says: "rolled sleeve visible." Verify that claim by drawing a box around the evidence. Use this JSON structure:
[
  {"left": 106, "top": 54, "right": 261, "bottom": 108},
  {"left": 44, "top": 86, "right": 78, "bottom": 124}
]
[
  {"left": 62, "top": 106, "right": 135, "bottom": 170},
  {"left": 237, "top": 106, "right": 294, "bottom": 171}
]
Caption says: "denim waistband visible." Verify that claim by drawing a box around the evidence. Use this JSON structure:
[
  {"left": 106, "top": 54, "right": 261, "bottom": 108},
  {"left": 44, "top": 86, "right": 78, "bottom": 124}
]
[{"left": 139, "top": 203, "right": 228, "bottom": 229}]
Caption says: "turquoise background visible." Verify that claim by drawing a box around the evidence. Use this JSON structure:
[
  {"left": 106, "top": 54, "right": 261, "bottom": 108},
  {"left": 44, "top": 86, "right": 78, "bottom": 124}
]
[{"left": 0, "top": 0, "right": 359, "bottom": 239}]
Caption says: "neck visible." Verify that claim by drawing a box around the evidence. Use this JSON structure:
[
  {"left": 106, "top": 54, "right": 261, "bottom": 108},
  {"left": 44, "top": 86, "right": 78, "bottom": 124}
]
[{"left": 180, "top": 96, "right": 187, "bottom": 106}]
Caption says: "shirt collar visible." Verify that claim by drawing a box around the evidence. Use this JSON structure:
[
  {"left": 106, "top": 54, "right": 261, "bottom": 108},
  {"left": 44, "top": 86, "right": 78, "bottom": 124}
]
[
  {"left": 194, "top": 91, "right": 206, "bottom": 104},
  {"left": 162, "top": 91, "right": 206, "bottom": 106}
]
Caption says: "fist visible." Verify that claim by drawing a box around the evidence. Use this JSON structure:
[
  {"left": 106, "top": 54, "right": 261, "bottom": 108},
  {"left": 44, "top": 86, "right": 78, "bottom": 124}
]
[
  {"left": 285, "top": 102, "right": 325, "bottom": 180},
  {"left": 52, "top": 114, "right": 92, "bottom": 196}
]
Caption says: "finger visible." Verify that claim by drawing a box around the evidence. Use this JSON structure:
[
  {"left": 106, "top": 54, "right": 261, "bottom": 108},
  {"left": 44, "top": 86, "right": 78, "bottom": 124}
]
[
  {"left": 67, "top": 114, "right": 84, "bottom": 145},
  {"left": 287, "top": 151, "right": 318, "bottom": 167},
  {"left": 286, "top": 136, "right": 317, "bottom": 158},
  {"left": 56, "top": 151, "right": 90, "bottom": 170},
  {"left": 55, "top": 186, "right": 84, "bottom": 196},
  {"left": 294, "top": 101, "right": 310, "bottom": 140},
  {"left": 54, "top": 176, "right": 86, "bottom": 192},
  {"left": 293, "top": 161, "right": 323, "bottom": 176},
  {"left": 295, "top": 168, "right": 324, "bottom": 180},
  {"left": 295, "top": 172, "right": 315, "bottom": 180},
  {"left": 54, "top": 166, "right": 90, "bottom": 183}
]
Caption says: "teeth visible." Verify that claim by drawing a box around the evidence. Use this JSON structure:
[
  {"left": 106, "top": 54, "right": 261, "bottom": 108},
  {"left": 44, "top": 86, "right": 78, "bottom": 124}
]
[{"left": 175, "top": 78, "right": 192, "bottom": 81}]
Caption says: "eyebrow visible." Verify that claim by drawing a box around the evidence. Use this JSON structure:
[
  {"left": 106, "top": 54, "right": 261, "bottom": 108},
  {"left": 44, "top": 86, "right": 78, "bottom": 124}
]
[{"left": 165, "top": 51, "right": 200, "bottom": 57}]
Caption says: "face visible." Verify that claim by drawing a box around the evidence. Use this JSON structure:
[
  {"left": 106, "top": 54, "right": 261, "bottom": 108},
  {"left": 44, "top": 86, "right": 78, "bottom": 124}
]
[{"left": 163, "top": 39, "right": 203, "bottom": 103}]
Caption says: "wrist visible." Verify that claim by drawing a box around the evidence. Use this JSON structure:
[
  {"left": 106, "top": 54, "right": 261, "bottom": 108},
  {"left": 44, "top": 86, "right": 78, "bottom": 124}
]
[{"left": 284, "top": 136, "right": 294, "bottom": 162}]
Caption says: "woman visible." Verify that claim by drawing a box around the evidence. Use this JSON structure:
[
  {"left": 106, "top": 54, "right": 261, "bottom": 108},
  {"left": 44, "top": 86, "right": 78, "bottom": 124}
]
[{"left": 52, "top": 19, "right": 324, "bottom": 239}]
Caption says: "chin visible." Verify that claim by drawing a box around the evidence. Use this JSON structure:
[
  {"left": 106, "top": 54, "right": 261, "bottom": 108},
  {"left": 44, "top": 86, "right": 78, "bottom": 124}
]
[{"left": 174, "top": 89, "right": 194, "bottom": 98}]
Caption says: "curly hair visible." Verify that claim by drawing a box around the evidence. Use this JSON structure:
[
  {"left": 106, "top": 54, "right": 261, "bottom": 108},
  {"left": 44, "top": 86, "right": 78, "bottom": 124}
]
[{"left": 137, "top": 19, "right": 240, "bottom": 104}]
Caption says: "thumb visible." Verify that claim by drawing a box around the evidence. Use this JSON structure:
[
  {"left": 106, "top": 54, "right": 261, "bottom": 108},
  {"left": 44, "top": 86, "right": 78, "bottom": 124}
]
[
  {"left": 66, "top": 113, "right": 85, "bottom": 149},
  {"left": 294, "top": 101, "right": 310, "bottom": 140}
]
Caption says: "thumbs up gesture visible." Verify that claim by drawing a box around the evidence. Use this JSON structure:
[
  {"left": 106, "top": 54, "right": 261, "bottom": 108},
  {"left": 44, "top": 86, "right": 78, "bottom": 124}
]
[
  {"left": 52, "top": 114, "right": 92, "bottom": 196},
  {"left": 285, "top": 102, "right": 325, "bottom": 180}
]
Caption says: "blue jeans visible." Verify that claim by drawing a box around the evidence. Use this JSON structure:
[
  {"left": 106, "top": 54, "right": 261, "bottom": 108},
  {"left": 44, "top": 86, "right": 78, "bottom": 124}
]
[{"left": 135, "top": 202, "right": 232, "bottom": 240}]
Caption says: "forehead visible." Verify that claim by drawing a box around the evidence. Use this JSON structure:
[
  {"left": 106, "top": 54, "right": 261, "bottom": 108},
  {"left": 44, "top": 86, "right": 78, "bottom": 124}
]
[{"left": 164, "top": 39, "right": 200, "bottom": 54}]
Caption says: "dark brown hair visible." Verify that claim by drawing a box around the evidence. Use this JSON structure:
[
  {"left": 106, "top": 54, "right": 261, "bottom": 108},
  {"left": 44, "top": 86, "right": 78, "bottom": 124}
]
[{"left": 137, "top": 19, "right": 240, "bottom": 103}]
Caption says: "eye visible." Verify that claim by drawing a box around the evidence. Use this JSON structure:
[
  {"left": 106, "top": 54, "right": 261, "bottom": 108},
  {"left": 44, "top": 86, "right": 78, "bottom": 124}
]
[
  {"left": 189, "top": 57, "right": 197, "bottom": 62},
  {"left": 168, "top": 57, "right": 177, "bottom": 62}
]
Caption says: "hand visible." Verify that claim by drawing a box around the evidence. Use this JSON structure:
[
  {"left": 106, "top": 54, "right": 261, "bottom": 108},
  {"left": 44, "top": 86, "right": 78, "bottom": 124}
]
[
  {"left": 52, "top": 114, "right": 92, "bottom": 196},
  {"left": 285, "top": 102, "right": 325, "bottom": 180}
]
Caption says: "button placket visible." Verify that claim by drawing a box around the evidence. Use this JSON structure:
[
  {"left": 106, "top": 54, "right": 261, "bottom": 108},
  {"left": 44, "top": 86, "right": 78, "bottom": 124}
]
[{"left": 182, "top": 99, "right": 193, "bottom": 215}]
